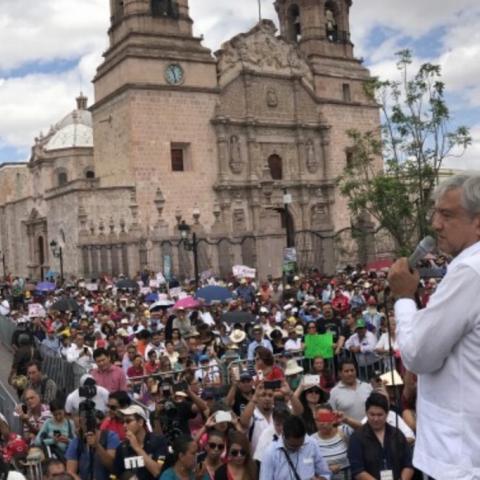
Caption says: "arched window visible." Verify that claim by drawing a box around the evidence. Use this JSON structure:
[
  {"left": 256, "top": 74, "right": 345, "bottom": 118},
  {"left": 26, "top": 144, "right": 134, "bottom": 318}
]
[
  {"left": 85, "top": 170, "right": 95, "bottom": 180},
  {"left": 268, "top": 154, "right": 283, "bottom": 180},
  {"left": 152, "top": 0, "right": 178, "bottom": 18},
  {"left": 287, "top": 4, "right": 301, "bottom": 42},
  {"left": 58, "top": 171, "right": 68, "bottom": 187},
  {"left": 325, "top": 2, "right": 339, "bottom": 42}
]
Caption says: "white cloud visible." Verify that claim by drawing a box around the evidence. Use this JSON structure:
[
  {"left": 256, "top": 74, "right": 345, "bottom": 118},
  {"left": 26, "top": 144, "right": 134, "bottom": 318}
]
[
  {"left": 0, "top": 0, "right": 108, "bottom": 71},
  {"left": 0, "top": 0, "right": 479, "bottom": 170}
]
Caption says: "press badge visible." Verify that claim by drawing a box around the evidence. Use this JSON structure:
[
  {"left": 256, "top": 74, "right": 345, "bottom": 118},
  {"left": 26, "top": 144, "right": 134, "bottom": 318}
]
[
  {"left": 380, "top": 470, "right": 393, "bottom": 480},
  {"left": 303, "top": 457, "right": 313, "bottom": 464},
  {"left": 124, "top": 456, "right": 145, "bottom": 469}
]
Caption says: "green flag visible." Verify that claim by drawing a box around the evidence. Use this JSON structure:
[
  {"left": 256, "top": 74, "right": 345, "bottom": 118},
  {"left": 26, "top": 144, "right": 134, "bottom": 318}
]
[{"left": 304, "top": 333, "right": 334, "bottom": 359}]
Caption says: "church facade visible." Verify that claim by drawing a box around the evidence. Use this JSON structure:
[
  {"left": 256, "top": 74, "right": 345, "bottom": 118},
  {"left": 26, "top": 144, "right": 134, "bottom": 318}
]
[{"left": 0, "top": 0, "right": 383, "bottom": 281}]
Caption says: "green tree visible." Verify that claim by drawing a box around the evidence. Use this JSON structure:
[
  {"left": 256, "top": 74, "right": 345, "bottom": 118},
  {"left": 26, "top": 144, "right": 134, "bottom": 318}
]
[{"left": 338, "top": 49, "right": 471, "bottom": 254}]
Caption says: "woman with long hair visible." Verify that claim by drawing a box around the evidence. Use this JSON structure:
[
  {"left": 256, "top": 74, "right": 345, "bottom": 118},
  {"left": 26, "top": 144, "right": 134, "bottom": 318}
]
[
  {"left": 196, "top": 430, "right": 225, "bottom": 480},
  {"left": 294, "top": 383, "right": 329, "bottom": 435},
  {"left": 214, "top": 432, "right": 256, "bottom": 480},
  {"left": 309, "top": 356, "right": 335, "bottom": 391},
  {"left": 160, "top": 435, "right": 197, "bottom": 480}
]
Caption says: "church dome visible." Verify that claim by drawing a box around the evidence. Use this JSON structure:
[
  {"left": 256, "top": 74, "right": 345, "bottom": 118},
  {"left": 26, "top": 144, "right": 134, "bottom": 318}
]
[
  {"left": 44, "top": 93, "right": 93, "bottom": 152},
  {"left": 45, "top": 123, "right": 93, "bottom": 151}
]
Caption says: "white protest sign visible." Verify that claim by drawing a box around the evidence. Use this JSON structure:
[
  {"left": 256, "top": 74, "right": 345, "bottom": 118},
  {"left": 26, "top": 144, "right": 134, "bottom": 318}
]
[
  {"left": 233, "top": 265, "right": 256, "bottom": 279},
  {"left": 169, "top": 287, "right": 183, "bottom": 298},
  {"left": 29, "top": 303, "right": 46, "bottom": 318}
]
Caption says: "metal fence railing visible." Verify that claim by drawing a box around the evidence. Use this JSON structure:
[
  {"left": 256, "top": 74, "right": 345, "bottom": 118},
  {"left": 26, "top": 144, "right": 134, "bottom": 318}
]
[
  {"left": 0, "top": 314, "right": 16, "bottom": 351},
  {"left": 0, "top": 379, "right": 21, "bottom": 433}
]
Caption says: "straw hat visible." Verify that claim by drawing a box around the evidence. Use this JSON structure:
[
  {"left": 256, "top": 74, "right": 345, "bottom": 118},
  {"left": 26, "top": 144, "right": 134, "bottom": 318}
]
[
  {"left": 229, "top": 329, "right": 246, "bottom": 344},
  {"left": 284, "top": 359, "right": 304, "bottom": 376},
  {"left": 379, "top": 370, "right": 404, "bottom": 386}
]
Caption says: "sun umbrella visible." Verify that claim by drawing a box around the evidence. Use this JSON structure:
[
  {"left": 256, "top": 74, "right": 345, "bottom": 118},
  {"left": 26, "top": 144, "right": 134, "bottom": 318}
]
[
  {"left": 195, "top": 285, "right": 233, "bottom": 305},
  {"left": 50, "top": 297, "right": 80, "bottom": 313},
  {"left": 116, "top": 279, "right": 139, "bottom": 290},
  {"left": 221, "top": 311, "right": 255, "bottom": 324},
  {"left": 145, "top": 292, "right": 159, "bottom": 303},
  {"left": 173, "top": 296, "right": 200, "bottom": 310},
  {"left": 36, "top": 281, "right": 56, "bottom": 292},
  {"left": 149, "top": 299, "right": 175, "bottom": 311}
]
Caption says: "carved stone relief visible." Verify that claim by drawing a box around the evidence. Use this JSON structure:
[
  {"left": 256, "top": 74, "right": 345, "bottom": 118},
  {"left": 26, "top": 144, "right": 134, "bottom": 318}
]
[
  {"left": 229, "top": 135, "right": 244, "bottom": 174},
  {"left": 311, "top": 203, "right": 329, "bottom": 228},
  {"left": 233, "top": 208, "right": 246, "bottom": 233},
  {"left": 215, "top": 20, "right": 313, "bottom": 87},
  {"left": 266, "top": 88, "right": 278, "bottom": 108}
]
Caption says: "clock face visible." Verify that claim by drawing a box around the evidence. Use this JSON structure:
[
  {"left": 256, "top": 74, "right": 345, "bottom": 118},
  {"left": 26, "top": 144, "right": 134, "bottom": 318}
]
[{"left": 165, "top": 64, "right": 184, "bottom": 85}]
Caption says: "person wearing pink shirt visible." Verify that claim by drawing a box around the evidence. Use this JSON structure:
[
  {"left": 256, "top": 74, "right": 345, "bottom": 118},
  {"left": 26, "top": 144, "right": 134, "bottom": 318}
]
[{"left": 90, "top": 348, "right": 128, "bottom": 393}]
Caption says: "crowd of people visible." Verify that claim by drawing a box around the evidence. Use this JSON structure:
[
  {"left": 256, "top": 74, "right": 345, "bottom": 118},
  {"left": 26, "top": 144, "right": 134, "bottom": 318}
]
[{"left": 0, "top": 260, "right": 447, "bottom": 480}]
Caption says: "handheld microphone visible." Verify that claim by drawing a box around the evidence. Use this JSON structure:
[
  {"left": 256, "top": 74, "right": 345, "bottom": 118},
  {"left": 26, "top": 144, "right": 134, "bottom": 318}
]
[{"left": 408, "top": 236, "right": 436, "bottom": 270}]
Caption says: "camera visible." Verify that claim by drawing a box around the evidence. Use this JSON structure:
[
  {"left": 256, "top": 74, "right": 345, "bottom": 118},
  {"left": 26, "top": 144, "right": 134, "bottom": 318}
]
[
  {"left": 79, "top": 385, "right": 97, "bottom": 399},
  {"left": 79, "top": 382, "right": 98, "bottom": 433}
]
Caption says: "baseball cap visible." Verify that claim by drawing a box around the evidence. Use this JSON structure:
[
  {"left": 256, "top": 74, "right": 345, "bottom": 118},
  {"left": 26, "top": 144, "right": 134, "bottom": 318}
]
[
  {"left": 119, "top": 405, "right": 149, "bottom": 423},
  {"left": 199, "top": 354, "right": 210, "bottom": 363},
  {"left": 355, "top": 319, "right": 367, "bottom": 329},
  {"left": 239, "top": 371, "right": 253, "bottom": 381}
]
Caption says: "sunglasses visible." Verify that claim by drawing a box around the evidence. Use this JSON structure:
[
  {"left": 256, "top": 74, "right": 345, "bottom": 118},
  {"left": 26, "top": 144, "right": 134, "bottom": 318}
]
[
  {"left": 208, "top": 442, "right": 225, "bottom": 450},
  {"left": 229, "top": 449, "right": 246, "bottom": 458},
  {"left": 108, "top": 404, "right": 118, "bottom": 411}
]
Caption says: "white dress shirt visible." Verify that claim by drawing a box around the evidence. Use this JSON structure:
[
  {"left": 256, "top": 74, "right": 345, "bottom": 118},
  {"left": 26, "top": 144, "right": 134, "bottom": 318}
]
[
  {"left": 345, "top": 331, "right": 379, "bottom": 367},
  {"left": 395, "top": 241, "right": 480, "bottom": 480}
]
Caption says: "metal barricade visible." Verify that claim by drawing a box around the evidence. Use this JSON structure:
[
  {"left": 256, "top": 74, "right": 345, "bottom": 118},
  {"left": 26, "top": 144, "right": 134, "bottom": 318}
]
[
  {"left": 0, "top": 315, "right": 16, "bottom": 351},
  {"left": 0, "top": 379, "right": 21, "bottom": 433}
]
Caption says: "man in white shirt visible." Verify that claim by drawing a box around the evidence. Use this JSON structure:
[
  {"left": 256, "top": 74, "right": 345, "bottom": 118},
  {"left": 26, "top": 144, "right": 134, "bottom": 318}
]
[
  {"left": 63, "top": 333, "right": 93, "bottom": 368},
  {"left": 64, "top": 374, "right": 109, "bottom": 415},
  {"left": 329, "top": 359, "right": 372, "bottom": 422},
  {"left": 284, "top": 326, "right": 303, "bottom": 352},
  {"left": 143, "top": 331, "right": 165, "bottom": 360},
  {"left": 389, "top": 174, "right": 480, "bottom": 480},
  {"left": 254, "top": 404, "right": 291, "bottom": 463},
  {"left": 345, "top": 319, "right": 379, "bottom": 377}
]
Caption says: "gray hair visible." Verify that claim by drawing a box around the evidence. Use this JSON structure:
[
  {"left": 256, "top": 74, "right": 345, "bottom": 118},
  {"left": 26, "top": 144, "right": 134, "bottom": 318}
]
[{"left": 433, "top": 173, "right": 480, "bottom": 217}]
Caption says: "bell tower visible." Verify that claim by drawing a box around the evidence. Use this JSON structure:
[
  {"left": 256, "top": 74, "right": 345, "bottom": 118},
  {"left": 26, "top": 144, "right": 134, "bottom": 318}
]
[
  {"left": 275, "top": 0, "right": 354, "bottom": 59},
  {"left": 91, "top": 0, "right": 219, "bottom": 230}
]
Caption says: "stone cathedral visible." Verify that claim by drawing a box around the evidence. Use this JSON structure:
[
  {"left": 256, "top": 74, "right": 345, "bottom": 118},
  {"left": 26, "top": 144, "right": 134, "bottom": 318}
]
[{"left": 0, "top": 0, "right": 381, "bottom": 281}]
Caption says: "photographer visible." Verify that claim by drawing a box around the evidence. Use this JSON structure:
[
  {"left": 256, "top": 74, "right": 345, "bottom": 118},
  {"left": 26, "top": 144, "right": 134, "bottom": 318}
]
[
  {"left": 114, "top": 405, "right": 168, "bottom": 480},
  {"left": 65, "top": 410, "right": 120, "bottom": 480},
  {"left": 65, "top": 375, "right": 109, "bottom": 416}
]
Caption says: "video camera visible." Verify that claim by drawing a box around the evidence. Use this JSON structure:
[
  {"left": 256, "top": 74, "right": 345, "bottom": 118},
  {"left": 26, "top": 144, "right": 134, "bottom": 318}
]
[{"left": 79, "top": 380, "right": 98, "bottom": 433}]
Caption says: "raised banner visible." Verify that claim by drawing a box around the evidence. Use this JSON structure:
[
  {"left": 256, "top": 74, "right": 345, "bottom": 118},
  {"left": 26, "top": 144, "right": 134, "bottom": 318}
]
[{"left": 233, "top": 265, "right": 256, "bottom": 279}]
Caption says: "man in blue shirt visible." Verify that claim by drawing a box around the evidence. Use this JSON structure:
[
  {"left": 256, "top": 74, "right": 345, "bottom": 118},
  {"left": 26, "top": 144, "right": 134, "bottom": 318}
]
[
  {"left": 66, "top": 415, "right": 120, "bottom": 480},
  {"left": 247, "top": 325, "right": 272, "bottom": 361},
  {"left": 260, "top": 415, "right": 331, "bottom": 480}
]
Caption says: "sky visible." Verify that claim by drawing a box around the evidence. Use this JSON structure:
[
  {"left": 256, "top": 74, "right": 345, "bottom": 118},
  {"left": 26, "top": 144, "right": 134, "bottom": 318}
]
[{"left": 0, "top": 0, "right": 479, "bottom": 170}]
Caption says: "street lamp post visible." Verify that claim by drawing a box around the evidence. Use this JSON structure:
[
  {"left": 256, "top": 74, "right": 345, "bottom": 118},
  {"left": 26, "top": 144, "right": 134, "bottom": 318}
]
[
  {"left": 283, "top": 188, "right": 293, "bottom": 247},
  {"left": 49, "top": 240, "right": 64, "bottom": 285},
  {"left": 0, "top": 251, "right": 6, "bottom": 279},
  {"left": 178, "top": 220, "right": 199, "bottom": 290}
]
